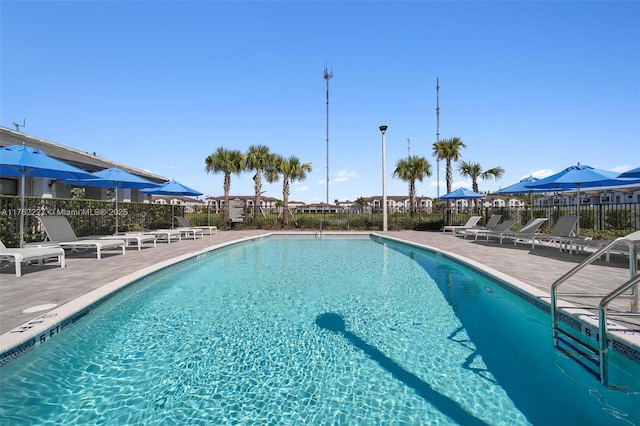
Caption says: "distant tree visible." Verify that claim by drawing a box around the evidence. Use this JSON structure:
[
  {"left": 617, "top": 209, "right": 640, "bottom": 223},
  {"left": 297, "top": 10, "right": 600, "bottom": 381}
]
[
  {"left": 355, "top": 197, "right": 368, "bottom": 207},
  {"left": 392, "top": 155, "right": 432, "bottom": 216},
  {"left": 458, "top": 161, "right": 505, "bottom": 193},
  {"left": 432, "top": 137, "right": 466, "bottom": 225},
  {"left": 267, "top": 155, "right": 312, "bottom": 228},
  {"left": 205, "top": 147, "right": 245, "bottom": 221},
  {"left": 245, "top": 144, "right": 274, "bottom": 221}
]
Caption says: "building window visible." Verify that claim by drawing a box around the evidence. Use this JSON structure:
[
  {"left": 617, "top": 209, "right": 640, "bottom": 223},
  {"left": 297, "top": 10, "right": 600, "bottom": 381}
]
[{"left": 0, "top": 178, "right": 18, "bottom": 196}]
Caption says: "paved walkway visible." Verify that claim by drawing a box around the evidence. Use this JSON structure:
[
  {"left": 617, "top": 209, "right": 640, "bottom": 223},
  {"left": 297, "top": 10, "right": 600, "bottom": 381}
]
[{"left": 1, "top": 230, "right": 638, "bottom": 337}]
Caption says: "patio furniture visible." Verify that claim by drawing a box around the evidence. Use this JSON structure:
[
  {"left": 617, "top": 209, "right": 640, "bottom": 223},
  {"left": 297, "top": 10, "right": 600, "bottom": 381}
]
[
  {"left": 486, "top": 218, "right": 548, "bottom": 245},
  {"left": 443, "top": 216, "right": 481, "bottom": 234},
  {"left": 175, "top": 216, "right": 218, "bottom": 235},
  {"left": 38, "top": 216, "right": 126, "bottom": 260},
  {"left": 455, "top": 214, "right": 502, "bottom": 237},
  {"left": 0, "top": 240, "right": 66, "bottom": 277},
  {"left": 465, "top": 219, "right": 517, "bottom": 240},
  {"left": 532, "top": 216, "right": 579, "bottom": 251}
]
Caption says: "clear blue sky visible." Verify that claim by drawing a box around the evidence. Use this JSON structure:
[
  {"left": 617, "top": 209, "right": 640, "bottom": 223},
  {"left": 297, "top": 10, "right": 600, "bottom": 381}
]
[{"left": 2, "top": 1, "right": 639, "bottom": 203}]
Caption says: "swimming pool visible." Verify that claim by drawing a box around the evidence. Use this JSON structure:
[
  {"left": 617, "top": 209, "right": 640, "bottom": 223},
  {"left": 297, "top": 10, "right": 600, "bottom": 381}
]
[{"left": 0, "top": 235, "right": 638, "bottom": 424}]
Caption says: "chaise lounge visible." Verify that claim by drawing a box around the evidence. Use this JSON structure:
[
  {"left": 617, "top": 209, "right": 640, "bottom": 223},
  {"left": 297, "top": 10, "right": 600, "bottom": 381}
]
[
  {"left": 38, "top": 215, "right": 126, "bottom": 260},
  {"left": 485, "top": 218, "right": 548, "bottom": 245},
  {"left": 465, "top": 219, "right": 516, "bottom": 240},
  {"left": 0, "top": 240, "right": 66, "bottom": 277},
  {"left": 175, "top": 216, "right": 218, "bottom": 236},
  {"left": 455, "top": 214, "right": 502, "bottom": 237},
  {"left": 532, "top": 215, "right": 579, "bottom": 251},
  {"left": 443, "top": 216, "right": 482, "bottom": 234}
]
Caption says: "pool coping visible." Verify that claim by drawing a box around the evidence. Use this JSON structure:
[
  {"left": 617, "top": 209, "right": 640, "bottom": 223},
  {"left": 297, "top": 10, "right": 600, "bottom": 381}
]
[{"left": 1, "top": 231, "right": 638, "bottom": 367}]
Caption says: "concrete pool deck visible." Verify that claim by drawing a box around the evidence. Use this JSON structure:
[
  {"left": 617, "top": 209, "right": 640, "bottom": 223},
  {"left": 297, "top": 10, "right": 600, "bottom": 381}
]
[{"left": 1, "top": 230, "right": 638, "bottom": 357}]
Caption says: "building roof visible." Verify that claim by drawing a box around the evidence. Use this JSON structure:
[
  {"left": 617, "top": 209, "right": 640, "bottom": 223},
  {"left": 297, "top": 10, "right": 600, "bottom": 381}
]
[{"left": 0, "top": 126, "right": 167, "bottom": 184}]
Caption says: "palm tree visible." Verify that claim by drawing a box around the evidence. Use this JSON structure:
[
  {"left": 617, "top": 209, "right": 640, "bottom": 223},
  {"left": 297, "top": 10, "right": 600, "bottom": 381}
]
[
  {"left": 392, "top": 155, "right": 432, "bottom": 216},
  {"left": 204, "top": 147, "right": 245, "bottom": 221},
  {"left": 432, "top": 137, "right": 466, "bottom": 225},
  {"left": 458, "top": 161, "right": 505, "bottom": 193},
  {"left": 268, "top": 155, "right": 312, "bottom": 228},
  {"left": 245, "top": 144, "right": 274, "bottom": 221}
]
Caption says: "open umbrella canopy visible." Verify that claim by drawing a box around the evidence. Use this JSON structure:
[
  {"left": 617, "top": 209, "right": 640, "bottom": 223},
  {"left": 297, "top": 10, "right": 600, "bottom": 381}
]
[
  {"left": 618, "top": 166, "right": 640, "bottom": 179},
  {"left": 439, "top": 187, "right": 485, "bottom": 200},
  {"left": 65, "top": 167, "right": 159, "bottom": 189},
  {"left": 494, "top": 176, "right": 547, "bottom": 195},
  {"left": 141, "top": 179, "right": 202, "bottom": 196},
  {"left": 1, "top": 144, "right": 96, "bottom": 247},
  {"left": 64, "top": 167, "right": 160, "bottom": 233},
  {"left": 524, "top": 164, "right": 630, "bottom": 191},
  {"left": 525, "top": 164, "right": 640, "bottom": 235},
  {"left": 141, "top": 180, "right": 202, "bottom": 228},
  {"left": 1, "top": 144, "right": 95, "bottom": 180}
]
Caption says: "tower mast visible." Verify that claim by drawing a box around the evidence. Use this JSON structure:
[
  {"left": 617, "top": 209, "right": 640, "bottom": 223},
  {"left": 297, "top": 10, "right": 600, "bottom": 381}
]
[
  {"left": 324, "top": 65, "right": 333, "bottom": 205},
  {"left": 435, "top": 77, "right": 440, "bottom": 199}
]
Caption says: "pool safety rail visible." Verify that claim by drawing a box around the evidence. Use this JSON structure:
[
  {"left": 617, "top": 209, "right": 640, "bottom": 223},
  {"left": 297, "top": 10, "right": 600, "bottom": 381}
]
[{"left": 551, "top": 236, "right": 639, "bottom": 388}]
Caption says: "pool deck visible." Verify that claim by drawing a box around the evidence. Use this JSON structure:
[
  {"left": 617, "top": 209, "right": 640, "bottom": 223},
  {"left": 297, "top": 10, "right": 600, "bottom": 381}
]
[{"left": 1, "top": 230, "right": 638, "bottom": 352}]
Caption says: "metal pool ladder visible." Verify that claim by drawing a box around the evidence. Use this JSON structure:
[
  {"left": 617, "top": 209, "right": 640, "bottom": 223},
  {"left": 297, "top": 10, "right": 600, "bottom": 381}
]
[{"left": 550, "top": 236, "right": 639, "bottom": 388}]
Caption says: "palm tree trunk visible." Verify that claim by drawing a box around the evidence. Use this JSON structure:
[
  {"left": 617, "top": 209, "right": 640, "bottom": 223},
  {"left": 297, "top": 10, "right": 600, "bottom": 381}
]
[
  {"left": 223, "top": 173, "right": 231, "bottom": 222},
  {"left": 282, "top": 179, "right": 290, "bottom": 228},
  {"left": 253, "top": 170, "right": 262, "bottom": 222}
]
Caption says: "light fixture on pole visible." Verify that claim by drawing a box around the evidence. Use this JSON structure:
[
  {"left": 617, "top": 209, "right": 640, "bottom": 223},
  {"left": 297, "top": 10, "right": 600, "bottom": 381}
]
[{"left": 379, "top": 125, "right": 388, "bottom": 231}]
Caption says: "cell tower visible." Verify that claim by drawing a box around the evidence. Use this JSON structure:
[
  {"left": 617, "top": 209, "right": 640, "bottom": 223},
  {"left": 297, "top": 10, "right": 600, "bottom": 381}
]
[
  {"left": 324, "top": 65, "right": 333, "bottom": 205},
  {"left": 407, "top": 138, "right": 411, "bottom": 157},
  {"left": 435, "top": 78, "right": 440, "bottom": 198}
]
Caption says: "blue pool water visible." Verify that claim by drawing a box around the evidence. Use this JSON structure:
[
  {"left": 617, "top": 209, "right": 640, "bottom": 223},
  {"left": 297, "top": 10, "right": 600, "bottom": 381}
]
[{"left": 0, "top": 236, "right": 638, "bottom": 425}]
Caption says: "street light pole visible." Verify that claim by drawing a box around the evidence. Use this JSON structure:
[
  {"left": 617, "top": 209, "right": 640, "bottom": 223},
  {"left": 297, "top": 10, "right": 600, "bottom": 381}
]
[{"left": 379, "top": 125, "right": 388, "bottom": 231}]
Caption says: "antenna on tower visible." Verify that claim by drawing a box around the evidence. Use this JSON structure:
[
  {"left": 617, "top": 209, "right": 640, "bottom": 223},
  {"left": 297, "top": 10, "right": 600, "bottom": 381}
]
[
  {"left": 324, "top": 64, "right": 333, "bottom": 205},
  {"left": 407, "top": 138, "right": 411, "bottom": 157},
  {"left": 13, "top": 118, "right": 26, "bottom": 132},
  {"left": 435, "top": 77, "right": 440, "bottom": 199}
]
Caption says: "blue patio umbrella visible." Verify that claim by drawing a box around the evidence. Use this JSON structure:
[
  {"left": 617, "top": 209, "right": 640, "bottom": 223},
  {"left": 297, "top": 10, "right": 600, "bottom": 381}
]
[
  {"left": 525, "top": 164, "right": 638, "bottom": 234},
  {"left": 141, "top": 179, "right": 203, "bottom": 227},
  {"left": 65, "top": 167, "right": 160, "bottom": 232},
  {"left": 141, "top": 179, "right": 202, "bottom": 197},
  {"left": 494, "top": 176, "right": 547, "bottom": 221},
  {"left": 1, "top": 144, "right": 96, "bottom": 247},
  {"left": 439, "top": 187, "right": 485, "bottom": 199},
  {"left": 618, "top": 166, "right": 640, "bottom": 179},
  {"left": 440, "top": 188, "right": 485, "bottom": 216},
  {"left": 494, "top": 176, "right": 545, "bottom": 195}
]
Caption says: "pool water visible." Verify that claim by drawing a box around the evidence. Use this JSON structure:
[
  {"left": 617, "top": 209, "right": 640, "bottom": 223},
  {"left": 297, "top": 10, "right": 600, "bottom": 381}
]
[{"left": 0, "top": 236, "right": 638, "bottom": 425}]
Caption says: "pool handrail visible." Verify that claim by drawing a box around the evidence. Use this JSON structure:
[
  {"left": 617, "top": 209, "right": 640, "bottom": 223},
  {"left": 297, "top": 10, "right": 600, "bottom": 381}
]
[{"left": 550, "top": 235, "right": 639, "bottom": 388}]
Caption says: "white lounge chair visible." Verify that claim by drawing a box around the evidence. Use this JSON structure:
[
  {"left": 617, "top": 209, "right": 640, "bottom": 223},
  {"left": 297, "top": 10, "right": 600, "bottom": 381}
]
[
  {"left": 0, "top": 240, "right": 66, "bottom": 277},
  {"left": 142, "top": 229, "right": 182, "bottom": 244},
  {"left": 175, "top": 216, "right": 218, "bottom": 235},
  {"left": 486, "top": 218, "right": 548, "bottom": 245},
  {"left": 465, "top": 219, "right": 517, "bottom": 240},
  {"left": 443, "top": 216, "right": 482, "bottom": 234},
  {"left": 532, "top": 216, "right": 579, "bottom": 251},
  {"left": 99, "top": 233, "right": 157, "bottom": 250},
  {"left": 38, "top": 216, "right": 126, "bottom": 260},
  {"left": 176, "top": 227, "right": 204, "bottom": 240},
  {"left": 455, "top": 214, "right": 502, "bottom": 237}
]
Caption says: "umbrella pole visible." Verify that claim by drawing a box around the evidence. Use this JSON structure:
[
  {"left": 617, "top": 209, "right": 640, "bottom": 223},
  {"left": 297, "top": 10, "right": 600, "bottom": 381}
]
[
  {"left": 114, "top": 184, "right": 119, "bottom": 234},
  {"left": 19, "top": 173, "right": 25, "bottom": 247},
  {"left": 576, "top": 185, "right": 581, "bottom": 235}
]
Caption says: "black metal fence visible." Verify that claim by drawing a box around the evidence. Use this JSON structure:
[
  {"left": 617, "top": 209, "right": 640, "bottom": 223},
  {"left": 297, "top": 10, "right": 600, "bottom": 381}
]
[{"left": 2, "top": 195, "right": 638, "bottom": 247}]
